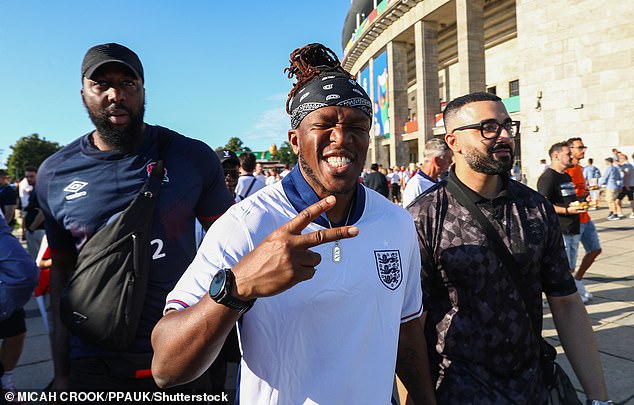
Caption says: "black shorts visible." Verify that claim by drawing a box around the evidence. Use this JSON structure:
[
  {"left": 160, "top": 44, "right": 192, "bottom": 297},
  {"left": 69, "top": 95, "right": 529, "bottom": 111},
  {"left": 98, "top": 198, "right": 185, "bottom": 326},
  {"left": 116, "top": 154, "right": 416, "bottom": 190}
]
[
  {"left": 0, "top": 308, "right": 26, "bottom": 339},
  {"left": 617, "top": 188, "right": 633, "bottom": 201},
  {"left": 391, "top": 183, "right": 400, "bottom": 197}
]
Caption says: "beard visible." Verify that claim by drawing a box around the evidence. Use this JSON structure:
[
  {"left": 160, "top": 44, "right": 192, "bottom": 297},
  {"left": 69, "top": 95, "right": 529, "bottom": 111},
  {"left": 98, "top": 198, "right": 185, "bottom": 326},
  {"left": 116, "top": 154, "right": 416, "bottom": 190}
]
[
  {"left": 299, "top": 153, "right": 358, "bottom": 196},
  {"left": 86, "top": 102, "right": 145, "bottom": 152},
  {"left": 463, "top": 143, "right": 514, "bottom": 175}
]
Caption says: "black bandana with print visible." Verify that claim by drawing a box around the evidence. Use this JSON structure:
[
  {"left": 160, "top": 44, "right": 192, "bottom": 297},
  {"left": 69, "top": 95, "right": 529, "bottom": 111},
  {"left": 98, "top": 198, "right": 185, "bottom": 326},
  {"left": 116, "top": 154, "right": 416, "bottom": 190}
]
[{"left": 289, "top": 73, "right": 373, "bottom": 129}]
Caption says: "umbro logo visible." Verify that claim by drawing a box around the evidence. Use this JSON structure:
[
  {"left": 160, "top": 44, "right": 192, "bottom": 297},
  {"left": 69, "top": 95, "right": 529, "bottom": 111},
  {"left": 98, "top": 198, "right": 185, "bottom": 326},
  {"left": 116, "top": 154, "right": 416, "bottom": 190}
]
[{"left": 64, "top": 181, "right": 88, "bottom": 201}]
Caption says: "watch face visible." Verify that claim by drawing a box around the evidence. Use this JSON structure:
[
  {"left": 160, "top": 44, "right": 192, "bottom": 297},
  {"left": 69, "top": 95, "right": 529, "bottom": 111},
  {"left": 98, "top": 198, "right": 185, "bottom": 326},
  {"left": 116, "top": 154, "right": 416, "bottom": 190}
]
[{"left": 209, "top": 270, "right": 226, "bottom": 299}]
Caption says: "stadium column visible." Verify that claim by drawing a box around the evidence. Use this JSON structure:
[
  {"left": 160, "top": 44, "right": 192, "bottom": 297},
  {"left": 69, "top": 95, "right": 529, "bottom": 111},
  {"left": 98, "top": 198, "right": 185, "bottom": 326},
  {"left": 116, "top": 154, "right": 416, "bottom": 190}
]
[
  {"left": 387, "top": 40, "right": 410, "bottom": 168},
  {"left": 415, "top": 19, "right": 440, "bottom": 155},
  {"left": 367, "top": 57, "right": 380, "bottom": 168},
  {"left": 456, "top": 0, "right": 486, "bottom": 93}
]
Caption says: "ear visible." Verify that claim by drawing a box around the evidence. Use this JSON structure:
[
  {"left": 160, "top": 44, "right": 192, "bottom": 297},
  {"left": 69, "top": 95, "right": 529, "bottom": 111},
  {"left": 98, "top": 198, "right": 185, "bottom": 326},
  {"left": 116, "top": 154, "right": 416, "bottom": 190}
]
[
  {"left": 288, "top": 129, "right": 300, "bottom": 154},
  {"left": 445, "top": 132, "right": 460, "bottom": 154},
  {"left": 431, "top": 155, "right": 441, "bottom": 169}
]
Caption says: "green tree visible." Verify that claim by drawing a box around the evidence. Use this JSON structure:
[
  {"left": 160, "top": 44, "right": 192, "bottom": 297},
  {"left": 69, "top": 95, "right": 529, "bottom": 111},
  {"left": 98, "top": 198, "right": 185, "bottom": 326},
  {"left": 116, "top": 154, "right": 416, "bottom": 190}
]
[
  {"left": 277, "top": 141, "right": 297, "bottom": 166},
  {"left": 219, "top": 137, "right": 251, "bottom": 153},
  {"left": 6, "top": 134, "right": 62, "bottom": 179}
]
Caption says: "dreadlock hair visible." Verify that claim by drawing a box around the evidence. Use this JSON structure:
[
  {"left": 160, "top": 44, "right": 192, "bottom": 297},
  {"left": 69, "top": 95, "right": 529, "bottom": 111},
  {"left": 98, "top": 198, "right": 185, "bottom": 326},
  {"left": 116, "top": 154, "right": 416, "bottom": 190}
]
[{"left": 285, "top": 43, "right": 353, "bottom": 114}]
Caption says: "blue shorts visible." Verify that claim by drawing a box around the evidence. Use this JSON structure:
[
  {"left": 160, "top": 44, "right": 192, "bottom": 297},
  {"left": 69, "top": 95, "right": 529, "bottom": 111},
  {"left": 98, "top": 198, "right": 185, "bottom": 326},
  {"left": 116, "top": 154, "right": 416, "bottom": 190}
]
[
  {"left": 562, "top": 233, "right": 581, "bottom": 270},
  {"left": 580, "top": 220, "right": 601, "bottom": 252}
]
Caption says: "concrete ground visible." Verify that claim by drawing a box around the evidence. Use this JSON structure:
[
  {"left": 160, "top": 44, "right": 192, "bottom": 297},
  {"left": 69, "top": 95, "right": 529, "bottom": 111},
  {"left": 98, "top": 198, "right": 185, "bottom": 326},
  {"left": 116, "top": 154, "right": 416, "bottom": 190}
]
[{"left": 9, "top": 206, "right": 634, "bottom": 404}]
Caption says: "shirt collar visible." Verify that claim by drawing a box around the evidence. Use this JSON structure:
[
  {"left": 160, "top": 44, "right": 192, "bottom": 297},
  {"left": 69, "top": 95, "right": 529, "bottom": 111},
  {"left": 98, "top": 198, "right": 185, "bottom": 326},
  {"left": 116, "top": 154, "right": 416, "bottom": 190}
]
[
  {"left": 447, "top": 167, "right": 512, "bottom": 204},
  {"left": 81, "top": 125, "right": 153, "bottom": 160},
  {"left": 417, "top": 169, "right": 437, "bottom": 183},
  {"left": 282, "top": 165, "right": 365, "bottom": 228}
]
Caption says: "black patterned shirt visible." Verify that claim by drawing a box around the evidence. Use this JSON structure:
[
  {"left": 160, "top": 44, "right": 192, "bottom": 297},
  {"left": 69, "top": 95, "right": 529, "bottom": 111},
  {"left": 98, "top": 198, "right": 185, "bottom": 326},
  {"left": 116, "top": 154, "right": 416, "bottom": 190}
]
[{"left": 407, "top": 169, "right": 576, "bottom": 404}]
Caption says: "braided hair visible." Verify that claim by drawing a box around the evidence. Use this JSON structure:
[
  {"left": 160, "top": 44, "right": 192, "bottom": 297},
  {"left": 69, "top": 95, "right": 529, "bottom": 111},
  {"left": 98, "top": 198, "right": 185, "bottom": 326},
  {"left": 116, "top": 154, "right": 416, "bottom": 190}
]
[{"left": 285, "top": 43, "right": 353, "bottom": 114}]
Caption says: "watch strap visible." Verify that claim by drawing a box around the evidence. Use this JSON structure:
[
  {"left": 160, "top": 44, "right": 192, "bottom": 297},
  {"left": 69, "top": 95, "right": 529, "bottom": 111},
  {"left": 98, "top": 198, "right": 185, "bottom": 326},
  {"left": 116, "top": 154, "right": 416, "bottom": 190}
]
[{"left": 212, "top": 268, "right": 256, "bottom": 315}]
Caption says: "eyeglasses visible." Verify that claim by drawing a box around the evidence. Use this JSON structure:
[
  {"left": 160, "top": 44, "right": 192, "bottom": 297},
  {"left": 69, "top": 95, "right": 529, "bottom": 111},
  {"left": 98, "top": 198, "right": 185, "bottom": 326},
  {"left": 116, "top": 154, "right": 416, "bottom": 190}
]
[
  {"left": 571, "top": 146, "right": 587, "bottom": 150},
  {"left": 451, "top": 118, "right": 520, "bottom": 139}
]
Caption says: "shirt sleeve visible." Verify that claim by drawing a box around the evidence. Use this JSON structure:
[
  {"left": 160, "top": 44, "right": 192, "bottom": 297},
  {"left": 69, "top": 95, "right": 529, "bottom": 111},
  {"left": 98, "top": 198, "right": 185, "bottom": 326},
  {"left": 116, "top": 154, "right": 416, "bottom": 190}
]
[
  {"left": 540, "top": 201, "right": 576, "bottom": 296},
  {"left": 192, "top": 141, "right": 233, "bottom": 222},
  {"left": 165, "top": 207, "right": 251, "bottom": 312},
  {"left": 36, "top": 163, "right": 76, "bottom": 253},
  {"left": 234, "top": 177, "right": 245, "bottom": 203},
  {"left": 0, "top": 215, "right": 39, "bottom": 320},
  {"left": 400, "top": 216, "right": 423, "bottom": 323},
  {"left": 536, "top": 172, "right": 552, "bottom": 199}
]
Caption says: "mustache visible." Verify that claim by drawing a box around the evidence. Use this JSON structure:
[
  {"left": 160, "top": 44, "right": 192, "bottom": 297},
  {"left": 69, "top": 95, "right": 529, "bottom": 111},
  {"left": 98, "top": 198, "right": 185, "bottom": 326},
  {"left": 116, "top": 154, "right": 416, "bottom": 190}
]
[
  {"left": 105, "top": 103, "right": 132, "bottom": 115},
  {"left": 320, "top": 148, "right": 356, "bottom": 160},
  {"left": 488, "top": 144, "right": 513, "bottom": 153}
]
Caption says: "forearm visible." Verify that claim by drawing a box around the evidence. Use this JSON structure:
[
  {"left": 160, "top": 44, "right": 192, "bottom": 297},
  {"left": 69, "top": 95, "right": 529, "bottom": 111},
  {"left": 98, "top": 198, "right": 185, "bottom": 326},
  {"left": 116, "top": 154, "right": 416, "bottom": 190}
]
[
  {"left": 4, "top": 205, "right": 15, "bottom": 223},
  {"left": 396, "top": 316, "right": 437, "bottom": 405},
  {"left": 49, "top": 261, "right": 73, "bottom": 379},
  {"left": 30, "top": 210, "right": 45, "bottom": 231},
  {"left": 548, "top": 294, "right": 608, "bottom": 400},
  {"left": 151, "top": 294, "right": 240, "bottom": 388}
]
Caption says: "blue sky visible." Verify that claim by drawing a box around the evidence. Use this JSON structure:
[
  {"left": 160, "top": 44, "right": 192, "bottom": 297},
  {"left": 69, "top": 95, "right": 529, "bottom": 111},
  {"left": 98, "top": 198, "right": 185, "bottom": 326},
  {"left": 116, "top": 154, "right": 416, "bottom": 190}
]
[{"left": 0, "top": 0, "right": 352, "bottom": 166}]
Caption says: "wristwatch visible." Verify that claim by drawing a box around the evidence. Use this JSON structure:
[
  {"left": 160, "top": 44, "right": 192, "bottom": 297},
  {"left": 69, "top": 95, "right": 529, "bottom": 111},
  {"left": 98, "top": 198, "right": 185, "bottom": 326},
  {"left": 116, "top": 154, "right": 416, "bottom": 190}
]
[
  {"left": 587, "top": 400, "right": 614, "bottom": 405},
  {"left": 208, "top": 268, "right": 255, "bottom": 315}
]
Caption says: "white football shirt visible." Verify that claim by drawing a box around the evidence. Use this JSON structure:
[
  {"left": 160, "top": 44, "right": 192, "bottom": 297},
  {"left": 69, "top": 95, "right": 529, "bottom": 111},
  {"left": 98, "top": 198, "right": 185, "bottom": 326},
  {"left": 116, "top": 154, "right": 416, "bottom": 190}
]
[
  {"left": 166, "top": 172, "right": 422, "bottom": 404},
  {"left": 402, "top": 170, "right": 437, "bottom": 207}
]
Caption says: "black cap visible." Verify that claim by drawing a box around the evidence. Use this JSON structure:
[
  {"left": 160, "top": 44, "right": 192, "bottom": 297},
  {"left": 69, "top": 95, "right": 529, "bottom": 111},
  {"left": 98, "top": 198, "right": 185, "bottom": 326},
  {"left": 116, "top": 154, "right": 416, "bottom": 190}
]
[
  {"left": 216, "top": 150, "right": 240, "bottom": 166},
  {"left": 82, "top": 43, "right": 144, "bottom": 81}
]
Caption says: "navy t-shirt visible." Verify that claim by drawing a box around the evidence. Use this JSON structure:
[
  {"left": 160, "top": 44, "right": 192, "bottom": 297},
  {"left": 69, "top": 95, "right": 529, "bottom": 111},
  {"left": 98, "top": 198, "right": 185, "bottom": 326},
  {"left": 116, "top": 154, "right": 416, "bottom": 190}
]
[
  {"left": 37, "top": 125, "right": 233, "bottom": 357},
  {"left": 0, "top": 185, "right": 17, "bottom": 225}
]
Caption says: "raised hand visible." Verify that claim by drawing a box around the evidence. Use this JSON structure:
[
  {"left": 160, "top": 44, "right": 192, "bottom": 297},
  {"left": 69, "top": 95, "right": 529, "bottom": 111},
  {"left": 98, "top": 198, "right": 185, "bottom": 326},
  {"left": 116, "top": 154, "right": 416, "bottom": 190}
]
[{"left": 231, "top": 195, "right": 358, "bottom": 300}]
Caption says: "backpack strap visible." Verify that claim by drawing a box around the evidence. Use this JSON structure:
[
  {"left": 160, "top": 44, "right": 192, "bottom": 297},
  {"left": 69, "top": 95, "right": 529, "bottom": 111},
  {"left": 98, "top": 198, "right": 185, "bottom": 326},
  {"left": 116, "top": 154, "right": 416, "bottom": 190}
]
[
  {"left": 150, "top": 127, "right": 172, "bottom": 180},
  {"left": 445, "top": 178, "right": 539, "bottom": 333},
  {"left": 239, "top": 177, "right": 257, "bottom": 200}
]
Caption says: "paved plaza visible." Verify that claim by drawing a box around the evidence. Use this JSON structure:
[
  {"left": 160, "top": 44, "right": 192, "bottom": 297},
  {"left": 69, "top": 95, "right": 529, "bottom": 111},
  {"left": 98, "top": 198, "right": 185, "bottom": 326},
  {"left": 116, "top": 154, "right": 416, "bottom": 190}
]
[{"left": 10, "top": 207, "right": 634, "bottom": 404}]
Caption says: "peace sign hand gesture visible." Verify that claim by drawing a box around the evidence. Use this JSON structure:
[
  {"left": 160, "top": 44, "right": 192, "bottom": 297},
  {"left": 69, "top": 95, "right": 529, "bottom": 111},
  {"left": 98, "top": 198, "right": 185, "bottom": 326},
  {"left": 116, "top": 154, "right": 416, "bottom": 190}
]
[{"left": 231, "top": 196, "right": 358, "bottom": 300}]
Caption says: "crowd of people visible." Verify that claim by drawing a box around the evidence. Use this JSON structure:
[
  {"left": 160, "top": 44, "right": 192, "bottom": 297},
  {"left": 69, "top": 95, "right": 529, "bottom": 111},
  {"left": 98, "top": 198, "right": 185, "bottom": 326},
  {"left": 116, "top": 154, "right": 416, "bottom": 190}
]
[
  {"left": 0, "top": 42, "right": 620, "bottom": 405},
  {"left": 535, "top": 146, "right": 634, "bottom": 221}
]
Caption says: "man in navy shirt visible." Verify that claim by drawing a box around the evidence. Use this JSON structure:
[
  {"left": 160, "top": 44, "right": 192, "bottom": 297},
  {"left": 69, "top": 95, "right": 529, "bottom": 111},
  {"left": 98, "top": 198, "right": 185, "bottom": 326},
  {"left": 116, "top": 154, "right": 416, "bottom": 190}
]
[
  {"left": 37, "top": 43, "right": 232, "bottom": 392},
  {"left": 0, "top": 171, "right": 17, "bottom": 227}
]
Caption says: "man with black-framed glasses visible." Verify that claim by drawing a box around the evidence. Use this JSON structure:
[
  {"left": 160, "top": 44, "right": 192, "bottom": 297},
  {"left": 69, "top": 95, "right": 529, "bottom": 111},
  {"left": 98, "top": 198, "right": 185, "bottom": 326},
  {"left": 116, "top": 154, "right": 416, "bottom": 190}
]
[{"left": 408, "top": 91, "right": 609, "bottom": 404}]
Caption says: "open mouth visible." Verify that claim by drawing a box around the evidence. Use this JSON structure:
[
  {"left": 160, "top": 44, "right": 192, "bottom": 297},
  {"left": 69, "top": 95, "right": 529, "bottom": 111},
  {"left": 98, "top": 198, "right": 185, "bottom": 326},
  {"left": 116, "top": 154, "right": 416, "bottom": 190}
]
[
  {"left": 326, "top": 156, "right": 352, "bottom": 168},
  {"left": 109, "top": 111, "right": 129, "bottom": 125},
  {"left": 322, "top": 153, "right": 356, "bottom": 177}
]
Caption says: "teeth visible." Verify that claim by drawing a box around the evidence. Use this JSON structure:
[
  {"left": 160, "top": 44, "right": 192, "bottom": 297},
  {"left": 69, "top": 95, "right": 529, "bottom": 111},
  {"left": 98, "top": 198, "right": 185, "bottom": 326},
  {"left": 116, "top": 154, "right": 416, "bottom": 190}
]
[{"left": 326, "top": 156, "right": 351, "bottom": 168}]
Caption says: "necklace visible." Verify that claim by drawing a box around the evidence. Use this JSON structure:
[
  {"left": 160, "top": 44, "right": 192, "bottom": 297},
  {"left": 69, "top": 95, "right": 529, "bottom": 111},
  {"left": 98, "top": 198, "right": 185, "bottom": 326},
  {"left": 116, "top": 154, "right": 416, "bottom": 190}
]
[{"left": 326, "top": 200, "right": 354, "bottom": 264}]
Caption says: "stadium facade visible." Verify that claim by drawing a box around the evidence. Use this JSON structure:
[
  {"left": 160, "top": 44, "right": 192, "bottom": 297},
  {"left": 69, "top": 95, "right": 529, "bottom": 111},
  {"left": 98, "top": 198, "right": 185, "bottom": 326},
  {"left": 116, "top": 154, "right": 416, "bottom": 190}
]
[{"left": 341, "top": 0, "right": 634, "bottom": 186}]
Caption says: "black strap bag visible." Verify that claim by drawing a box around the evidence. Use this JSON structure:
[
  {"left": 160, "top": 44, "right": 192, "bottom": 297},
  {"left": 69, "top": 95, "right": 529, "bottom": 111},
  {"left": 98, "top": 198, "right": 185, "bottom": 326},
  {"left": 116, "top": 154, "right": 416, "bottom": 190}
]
[
  {"left": 238, "top": 176, "right": 257, "bottom": 201},
  {"left": 60, "top": 131, "right": 170, "bottom": 351},
  {"left": 446, "top": 179, "right": 581, "bottom": 405}
]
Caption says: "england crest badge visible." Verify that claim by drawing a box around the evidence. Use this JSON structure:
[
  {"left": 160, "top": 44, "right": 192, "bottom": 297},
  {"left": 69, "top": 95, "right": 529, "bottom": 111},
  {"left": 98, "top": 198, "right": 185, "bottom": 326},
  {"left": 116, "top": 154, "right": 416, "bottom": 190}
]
[{"left": 374, "top": 250, "right": 403, "bottom": 290}]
